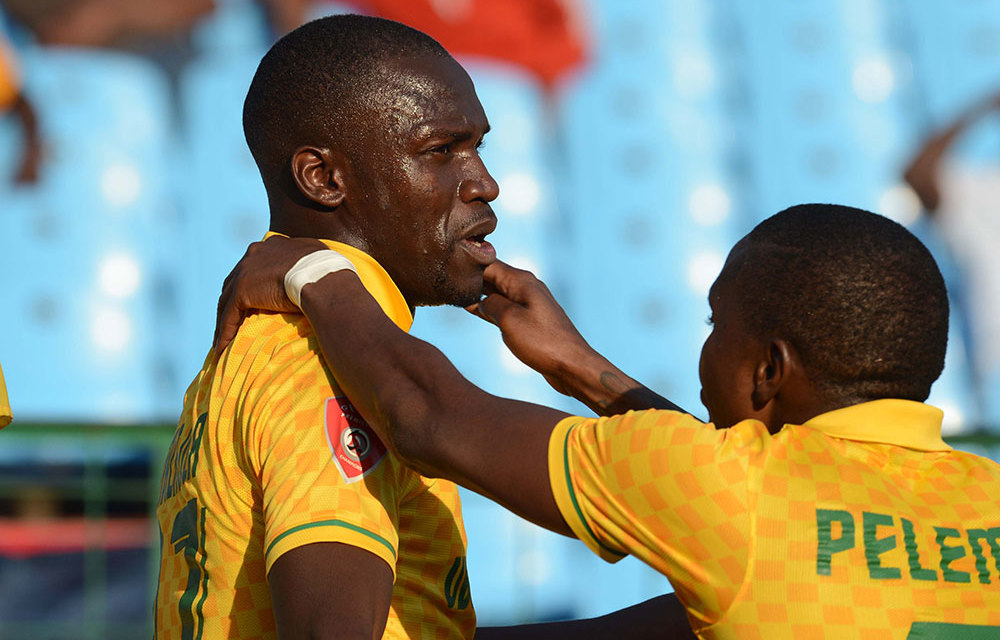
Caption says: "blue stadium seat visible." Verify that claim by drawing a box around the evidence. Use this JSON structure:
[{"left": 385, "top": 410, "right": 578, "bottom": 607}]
[
  {"left": 0, "top": 48, "right": 174, "bottom": 422},
  {"left": 726, "top": 0, "right": 923, "bottom": 217},
  {"left": 173, "top": 52, "right": 269, "bottom": 394},
  {"left": 461, "top": 488, "right": 669, "bottom": 623},
  {"left": 555, "top": 0, "right": 742, "bottom": 417},
  {"left": 894, "top": 0, "right": 1000, "bottom": 156}
]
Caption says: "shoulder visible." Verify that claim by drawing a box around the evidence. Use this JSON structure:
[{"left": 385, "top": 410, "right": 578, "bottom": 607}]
[
  {"left": 205, "top": 311, "right": 337, "bottom": 411},
  {"left": 578, "top": 409, "right": 767, "bottom": 449},
  {"left": 221, "top": 312, "right": 324, "bottom": 377}
]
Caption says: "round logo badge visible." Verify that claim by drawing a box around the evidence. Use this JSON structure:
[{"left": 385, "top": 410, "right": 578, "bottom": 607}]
[{"left": 340, "top": 427, "right": 371, "bottom": 461}]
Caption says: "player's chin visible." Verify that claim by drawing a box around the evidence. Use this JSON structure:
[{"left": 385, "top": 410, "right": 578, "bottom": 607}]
[
  {"left": 448, "top": 280, "right": 486, "bottom": 308},
  {"left": 440, "top": 271, "right": 486, "bottom": 308}
]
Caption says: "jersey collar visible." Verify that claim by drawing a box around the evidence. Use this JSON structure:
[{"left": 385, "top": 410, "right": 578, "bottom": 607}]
[
  {"left": 798, "top": 399, "right": 950, "bottom": 452},
  {"left": 263, "top": 233, "right": 413, "bottom": 333}
]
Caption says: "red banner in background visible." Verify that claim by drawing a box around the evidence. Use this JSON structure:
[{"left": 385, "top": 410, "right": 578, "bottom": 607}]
[{"left": 352, "top": 0, "right": 588, "bottom": 88}]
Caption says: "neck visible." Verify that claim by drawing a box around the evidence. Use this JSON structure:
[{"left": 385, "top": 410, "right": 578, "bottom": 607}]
[
  {"left": 270, "top": 205, "right": 419, "bottom": 315},
  {"left": 269, "top": 200, "right": 374, "bottom": 257}
]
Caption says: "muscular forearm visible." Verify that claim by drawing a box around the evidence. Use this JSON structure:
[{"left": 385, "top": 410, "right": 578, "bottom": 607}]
[
  {"left": 299, "top": 272, "right": 464, "bottom": 472},
  {"left": 475, "top": 593, "right": 694, "bottom": 640},
  {"left": 551, "top": 349, "right": 687, "bottom": 417},
  {"left": 299, "top": 272, "right": 573, "bottom": 535}
]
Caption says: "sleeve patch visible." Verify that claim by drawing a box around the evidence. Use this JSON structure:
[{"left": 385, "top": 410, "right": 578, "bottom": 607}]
[{"left": 324, "top": 397, "right": 387, "bottom": 483}]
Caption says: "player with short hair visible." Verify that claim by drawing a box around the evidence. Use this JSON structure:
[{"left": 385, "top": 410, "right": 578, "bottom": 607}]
[
  {"left": 215, "top": 203, "right": 1000, "bottom": 638},
  {"left": 156, "top": 14, "right": 689, "bottom": 640}
]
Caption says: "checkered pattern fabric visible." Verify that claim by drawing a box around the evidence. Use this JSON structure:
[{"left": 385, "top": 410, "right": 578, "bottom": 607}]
[
  {"left": 155, "top": 240, "right": 475, "bottom": 640},
  {"left": 549, "top": 400, "right": 1000, "bottom": 638}
]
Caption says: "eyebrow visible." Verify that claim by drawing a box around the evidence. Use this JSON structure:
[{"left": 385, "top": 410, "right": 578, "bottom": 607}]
[{"left": 415, "top": 122, "right": 491, "bottom": 141}]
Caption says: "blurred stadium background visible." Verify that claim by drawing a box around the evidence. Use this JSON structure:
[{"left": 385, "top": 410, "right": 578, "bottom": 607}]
[{"left": 1, "top": 0, "right": 1000, "bottom": 637}]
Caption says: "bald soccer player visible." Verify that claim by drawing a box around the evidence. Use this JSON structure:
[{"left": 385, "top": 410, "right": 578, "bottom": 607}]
[
  {"left": 155, "top": 14, "right": 691, "bottom": 640},
  {"left": 216, "top": 204, "right": 1000, "bottom": 639}
]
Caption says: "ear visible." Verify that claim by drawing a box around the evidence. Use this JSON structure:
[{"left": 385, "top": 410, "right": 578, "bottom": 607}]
[
  {"left": 750, "top": 338, "right": 797, "bottom": 410},
  {"left": 289, "top": 146, "right": 347, "bottom": 209}
]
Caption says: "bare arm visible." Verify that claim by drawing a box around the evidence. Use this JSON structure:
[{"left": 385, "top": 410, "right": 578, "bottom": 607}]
[
  {"left": 211, "top": 240, "right": 689, "bottom": 532},
  {"left": 299, "top": 269, "right": 574, "bottom": 535},
  {"left": 214, "top": 241, "right": 685, "bottom": 418},
  {"left": 476, "top": 593, "right": 694, "bottom": 640},
  {"left": 268, "top": 542, "right": 394, "bottom": 640},
  {"left": 468, "top": 262, "right": 688, "bottom": 417},
  {"left": 904, "top": 90, "right": 1000, "bottom": 212},
  {"left": 9, "top": 93, "right": 40, "bottom": 184}
]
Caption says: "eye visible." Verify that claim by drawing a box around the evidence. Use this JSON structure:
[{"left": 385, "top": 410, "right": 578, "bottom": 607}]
[{"left": 428, "top": 143, "right": 452, "bottom": 155}]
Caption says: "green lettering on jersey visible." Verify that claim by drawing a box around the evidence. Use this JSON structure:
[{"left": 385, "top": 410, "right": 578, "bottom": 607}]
[
  {"left": 158, "top": 412, "right": 209, "bottom": 505},
  {"left": 817, "top": 509, "right": 855, "bottom": 575},
  {"left": 864, "top": 511, "right": 901, "bottom": 579},
  {"left": 967, "top": 527, "right": 1000, "bottom": 585},
  {"left": 935, "top": 527, "right": 972, "bottom": 583},
  {"left": 444, "top": 556, "right": 471, "bottom": 610},
  {"left": 901, "top": 517, "right": 937, "bottom": 581}
]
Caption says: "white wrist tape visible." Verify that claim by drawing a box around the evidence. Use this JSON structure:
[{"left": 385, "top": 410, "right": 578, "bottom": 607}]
[{"left": 284, "top": 249, "right": 357, "bottom": 308}]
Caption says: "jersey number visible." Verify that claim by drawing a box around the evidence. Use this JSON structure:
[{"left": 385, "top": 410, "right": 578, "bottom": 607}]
[{"left": 170, "top": 498, "right": 208, "bottom": 640}]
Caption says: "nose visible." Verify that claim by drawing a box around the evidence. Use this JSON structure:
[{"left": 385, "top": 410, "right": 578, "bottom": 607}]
[{"left": 459, "top": 157, "right": 500, "bottom": 204}]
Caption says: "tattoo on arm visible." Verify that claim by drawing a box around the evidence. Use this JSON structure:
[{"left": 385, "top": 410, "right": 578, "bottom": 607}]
[{"left": 594, "top": 372, "right": 689, "bottom": 417}]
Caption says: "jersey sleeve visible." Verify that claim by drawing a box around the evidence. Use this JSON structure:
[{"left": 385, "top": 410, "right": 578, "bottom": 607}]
[
  {"left": 548, "top": 410, "right": 758, "bottom": 619},
  {"left": 239, "top": 328, "right": 404, "bottom": 575}
]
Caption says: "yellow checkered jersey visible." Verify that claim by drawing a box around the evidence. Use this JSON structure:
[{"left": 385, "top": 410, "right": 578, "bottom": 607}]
[
  {"left": 155, "top": 241, "right": 474, "bottom": 640},
  {"left": 549, "top": 400, "right": 1000, "bottom": 639}
]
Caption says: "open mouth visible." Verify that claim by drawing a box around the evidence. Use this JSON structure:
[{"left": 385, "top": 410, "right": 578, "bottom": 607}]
[
  {"left": 460, "top": 233, "right": 497, "bottom": 265},
  {"left": 458, "top": 213, "right": 498, "bottom": 266}
]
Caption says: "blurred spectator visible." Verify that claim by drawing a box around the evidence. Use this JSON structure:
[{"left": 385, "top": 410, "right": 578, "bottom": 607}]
[
  {"left": 2, "top": 0, "right": 212, "bottom": 48},
  {"left": 261, "top": 0, "right": 587, "bottom": 87},
  {"left": 0, "top": 31, "right": 38, "bottom": 184},
  {"left": 905, "top": 90, "right": 1000, "bottom": 425},
  {"left": 2, "top": 0, "right": 212, "bottom": 80}
]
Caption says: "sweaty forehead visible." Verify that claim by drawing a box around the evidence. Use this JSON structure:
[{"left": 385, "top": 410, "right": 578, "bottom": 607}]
[{"left": 367, "top": 55, "right": 487, "bottom": 135}]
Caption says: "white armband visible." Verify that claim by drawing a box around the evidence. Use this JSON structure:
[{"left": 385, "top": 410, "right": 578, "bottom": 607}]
[{"left": 284, "top": 249, "right": 357, "bottom": 308}]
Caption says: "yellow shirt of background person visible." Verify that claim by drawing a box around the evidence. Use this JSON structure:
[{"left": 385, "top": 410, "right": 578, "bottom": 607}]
[
  {"left": 549, "top": 400, "right": 1000, "bottom": 638},
  {"left": 155, "top": 240, "right": 474, "bottom": 640},
  {"left": 0, "top": 33, "right": 21, "bottom": 111},
  {"left": 0, "top": 362, "right": 11, "bottom": 428}
]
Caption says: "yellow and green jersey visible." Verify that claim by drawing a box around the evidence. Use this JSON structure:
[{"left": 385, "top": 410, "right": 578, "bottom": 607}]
[
  {"left": 549, "top": 400, "right": 1000, "bottom": 639},
  {"left": 155, "top": 240, "right": 474, "bottom": 640}
]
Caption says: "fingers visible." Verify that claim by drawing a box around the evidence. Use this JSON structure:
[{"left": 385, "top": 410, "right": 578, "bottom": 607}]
[
  {"left": 474, "top": 291, "right": 520, "bottom": 326},
  {"left": 483, "top": 260, "right": 549, "bottom": 304},
  {"left": 213, "top": 297, "right": 243, "bottom": 355},
  {"left": 213, "top": 273, "right": 241, "bottom": 355}
]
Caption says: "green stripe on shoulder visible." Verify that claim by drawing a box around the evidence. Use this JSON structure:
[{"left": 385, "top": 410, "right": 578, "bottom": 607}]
[
  {"left": 907, "top": 623, "right": 1000, "bottom": 639},
  {"left": 266, "top": 520, "right": 396, "bottom": 560},
  {"left": 562, "top": 424, "right": 626, "bottom": 558}
]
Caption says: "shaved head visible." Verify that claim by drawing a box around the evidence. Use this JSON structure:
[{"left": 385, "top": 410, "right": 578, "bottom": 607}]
[
  {"left": 729, "top": 204, "right": 948, "bottom": 402},
  {"left": 242, "top": 14, "right": 451, "bottom": 184}
]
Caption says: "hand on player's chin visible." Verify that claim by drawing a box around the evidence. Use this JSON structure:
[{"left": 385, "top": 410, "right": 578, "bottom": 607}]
[
  {"left": 470, "top": 261, "right": 593, "bottom": 383},
  {"left": 213, "top": 236, "right": 326, "bottom": 354}
]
